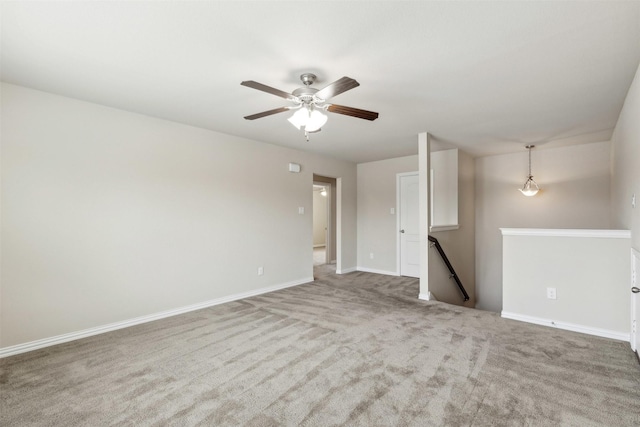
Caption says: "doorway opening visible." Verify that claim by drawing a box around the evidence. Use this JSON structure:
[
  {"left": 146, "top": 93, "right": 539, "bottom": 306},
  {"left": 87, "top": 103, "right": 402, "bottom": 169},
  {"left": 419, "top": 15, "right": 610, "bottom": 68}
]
[
  {"left": 313, "top": 175, "right": 337, "bottom": 272},
  {"left": 313, "top": 184, "right": 329, "bottom": 265}
]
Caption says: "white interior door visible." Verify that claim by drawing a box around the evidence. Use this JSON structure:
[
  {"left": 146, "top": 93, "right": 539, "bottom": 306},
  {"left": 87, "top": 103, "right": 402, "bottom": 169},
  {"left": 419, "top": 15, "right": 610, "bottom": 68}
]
[
  {"left": 399, "top": 173, "right": 420, "bottom": 278},
  {"left": 631, "top": 248, "right": 640, "bottom": 352}
]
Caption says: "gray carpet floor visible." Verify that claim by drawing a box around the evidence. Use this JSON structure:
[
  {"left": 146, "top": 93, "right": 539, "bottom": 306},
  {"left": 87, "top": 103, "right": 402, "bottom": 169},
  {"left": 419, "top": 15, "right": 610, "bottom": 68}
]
[{"left": 2, "top": 265, "right": 640, "bottom": 426}]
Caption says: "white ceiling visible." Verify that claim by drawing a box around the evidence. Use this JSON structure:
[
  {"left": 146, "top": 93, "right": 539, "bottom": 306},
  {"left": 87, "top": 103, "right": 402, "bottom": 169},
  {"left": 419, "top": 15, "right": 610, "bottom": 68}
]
[{"left": 2, "top": 1, "right": 639, "bottom": 163}]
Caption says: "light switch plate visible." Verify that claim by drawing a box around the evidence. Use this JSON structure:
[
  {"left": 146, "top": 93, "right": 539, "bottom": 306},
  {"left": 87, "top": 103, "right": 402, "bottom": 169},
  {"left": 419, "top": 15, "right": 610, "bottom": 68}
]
[{"left": 298, "top": 207, "right": 304, "bottom": 214}]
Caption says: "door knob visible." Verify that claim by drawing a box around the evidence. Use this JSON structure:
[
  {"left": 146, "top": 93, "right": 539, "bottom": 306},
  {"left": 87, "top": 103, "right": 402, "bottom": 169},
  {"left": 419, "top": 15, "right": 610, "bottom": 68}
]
[
  {"left": 400, "top": 229, "right": 405, "bottom": 233},
  {"left": 632, "top": 287, "right": 640, "bottom": 294}
]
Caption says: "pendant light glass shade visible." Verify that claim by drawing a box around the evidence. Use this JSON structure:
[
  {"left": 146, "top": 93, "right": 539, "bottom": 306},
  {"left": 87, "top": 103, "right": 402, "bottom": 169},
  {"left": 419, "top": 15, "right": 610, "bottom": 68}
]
[
  {"left": 519, "top": 175, "right": 539, "bottom": 196},
  {"left": 288, "top": 108, "right": 309, "bottom": 130},
  {"left": 519, "top": 145, "right": 540, "bottom": 196},
  {"left": 287, "top": 107, "right": 327, "bottom": 132},
  {"left": 305, "top": 110, "right": 328, "bottom": 132}
]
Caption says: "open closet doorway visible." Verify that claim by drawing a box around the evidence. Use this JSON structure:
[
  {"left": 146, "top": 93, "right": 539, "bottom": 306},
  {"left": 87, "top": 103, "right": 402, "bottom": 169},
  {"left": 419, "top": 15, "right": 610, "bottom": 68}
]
[
  {"left": 312, "top": 184, "right": 329, "bottom": 265},
  {"left": 312, "top": 175, "right": 337, "bottom": 268}
]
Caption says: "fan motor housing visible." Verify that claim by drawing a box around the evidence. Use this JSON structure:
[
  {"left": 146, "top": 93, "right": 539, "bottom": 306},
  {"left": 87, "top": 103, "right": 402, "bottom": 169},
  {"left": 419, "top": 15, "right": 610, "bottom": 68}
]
[{"left": 292, "top": 87, "right": 319, "bottom": 102}]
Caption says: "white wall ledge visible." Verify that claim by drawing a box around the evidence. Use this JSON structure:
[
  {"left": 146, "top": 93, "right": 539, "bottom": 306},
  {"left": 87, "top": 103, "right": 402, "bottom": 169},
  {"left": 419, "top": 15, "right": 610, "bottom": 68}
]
[
  {"left": 430, "top": 224, "right": 459, "bottom": 232},
  {"left": 501, "top": 228, "right": 631, "bottom": 340},
  {"left": 500, "top": 228, "right": 631, "bottom": 239}
]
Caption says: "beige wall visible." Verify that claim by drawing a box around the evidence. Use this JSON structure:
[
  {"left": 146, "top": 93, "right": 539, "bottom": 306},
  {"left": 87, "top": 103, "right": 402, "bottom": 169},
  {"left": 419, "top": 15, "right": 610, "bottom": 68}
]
[
  {"left": 428, "top": 150, "right": 475, "bottom": 307},
  {"left": 357, "top": 155, "right": 418, "bottom": 274},
  {"left": 611, "top": 62, "right": 640, "bottom": 252},
  {"left": 475, "top": 141, "right": 612, "bottom": 312},
  {"left": 1, "top": 83, "right": 357, "bottom": 348}
]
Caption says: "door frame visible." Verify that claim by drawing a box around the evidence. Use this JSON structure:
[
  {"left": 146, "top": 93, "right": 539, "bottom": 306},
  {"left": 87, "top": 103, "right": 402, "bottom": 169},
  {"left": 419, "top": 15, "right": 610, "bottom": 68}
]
[
  {"left": 323, "top": 184, "right": 332, "bottom": 264},
  {"left": 396, "top": 171, "right": 419, "bottom": 277},
  {"left": 312, "top": 181, "right": 332, "bottom": 264},
  {"left": 312, "top": 175, "right": 339, "bottom": 271},
  {"left": 631, "top": 248, "right": 640, "bottom": 353}
]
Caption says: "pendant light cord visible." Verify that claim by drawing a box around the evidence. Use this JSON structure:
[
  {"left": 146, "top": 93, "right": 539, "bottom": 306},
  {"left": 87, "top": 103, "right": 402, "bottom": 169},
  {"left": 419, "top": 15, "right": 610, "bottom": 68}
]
[
  {"left": 526, "top": 145, "right": 535, "bottom": 177},
  {"left": 519, "top": 144, "right": 539, "bottom": 196}
]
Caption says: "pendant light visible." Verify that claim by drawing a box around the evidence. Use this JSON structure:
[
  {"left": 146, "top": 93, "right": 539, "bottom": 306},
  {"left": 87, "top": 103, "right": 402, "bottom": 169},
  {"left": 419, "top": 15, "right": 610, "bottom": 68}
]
[{"left": 519, "top": 145, "right": 540, "bottom": 197}]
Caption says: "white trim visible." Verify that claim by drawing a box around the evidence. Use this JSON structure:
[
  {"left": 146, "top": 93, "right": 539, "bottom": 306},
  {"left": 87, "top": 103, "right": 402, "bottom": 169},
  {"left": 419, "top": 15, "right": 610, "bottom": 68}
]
[
  {"left": 336, "top": 266, "right": 357, "bottom": 274},
  {"left": 631, "top": 248, "right": 640, "bottom": 352},
  {"left": 429, "top": 224, "right": 459, "bottom": 232},
  {"left": 500, "top": 228, "right": 631, "bottom": 239},
  {"left": 313, "top": 179, "right": 333, "bottom": 265},
  {"left": 325, "top": 183, "right": 332, "bottom": 265},
  {"left": 418, "top": 133, "right": 430, "bottom": 300},
  {"left": 336, "top": 177, "right": 343, "bottom": 274},
  {"left": 313, "top": 244, "right": 326, "bottom": 248},
  {"left": 396, "top": 174, "right": 401, "bottom": 276},
  {"left": 418, "top": 292, "right": 432, "bottom": 301},
  {"left": 0, "top": 276, "right": 313, "bottom": 359},
  {"left": 501, "top": 311, "right": 630, "bottom": 342},
  {"left": 356, "top": 267, "right": 399, "bottom": 276}
]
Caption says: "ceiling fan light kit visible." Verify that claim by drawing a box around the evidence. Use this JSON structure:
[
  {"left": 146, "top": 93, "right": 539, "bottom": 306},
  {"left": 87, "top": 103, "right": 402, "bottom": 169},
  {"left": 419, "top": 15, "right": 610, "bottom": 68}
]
[
  {"left": 241, "top": 73, "right": 378, "bottom": 141},
  {"left": 287, "top": 107, "right": 328, "bottom": 132}
]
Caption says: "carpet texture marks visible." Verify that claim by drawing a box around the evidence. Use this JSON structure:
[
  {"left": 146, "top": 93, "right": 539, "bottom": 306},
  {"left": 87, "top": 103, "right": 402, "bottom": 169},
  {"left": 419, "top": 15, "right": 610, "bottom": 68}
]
[{"left": 2, "top": 265, "right": 640, "bottom": 426}]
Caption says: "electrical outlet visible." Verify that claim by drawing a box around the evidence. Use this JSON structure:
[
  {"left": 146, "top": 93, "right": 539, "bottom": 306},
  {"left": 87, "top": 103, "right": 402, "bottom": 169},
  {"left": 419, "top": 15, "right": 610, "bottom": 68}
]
[
  {"left": 632, "top": 193, "right": 636, "bottom": 209},
  {"left": 369, "top": 252, "right": 374, "bottom": 259},
  {"left": 257, "top": 267, "right": 264, "bottom": 276},
  {"left": 546, "top": 287, "right": 557, "bottom": 300}
]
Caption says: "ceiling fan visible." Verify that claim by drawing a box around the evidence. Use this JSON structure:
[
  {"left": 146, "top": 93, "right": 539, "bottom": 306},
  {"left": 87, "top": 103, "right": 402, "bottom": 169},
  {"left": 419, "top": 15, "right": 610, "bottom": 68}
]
[{"left": 241, "top": 73, "right": 379, "bottom": 140}]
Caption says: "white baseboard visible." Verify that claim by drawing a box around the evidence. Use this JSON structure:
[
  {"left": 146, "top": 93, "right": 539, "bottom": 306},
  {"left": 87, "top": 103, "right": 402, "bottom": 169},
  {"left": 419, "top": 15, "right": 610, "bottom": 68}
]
[
  {"left": 0, "top": 276, "right": 314, "bottom": 359},
  {"left": 501, "top": 311, "right": 630, "bottom": 342},
  {"left": 418, "top": 292, "right": 432, "bottom": 301},
  {"left": 336, "top": 266, "right": 357, "bottom": 274},
  {"left": 356, "top": 266, "right": 399, "bottom": 276}
]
